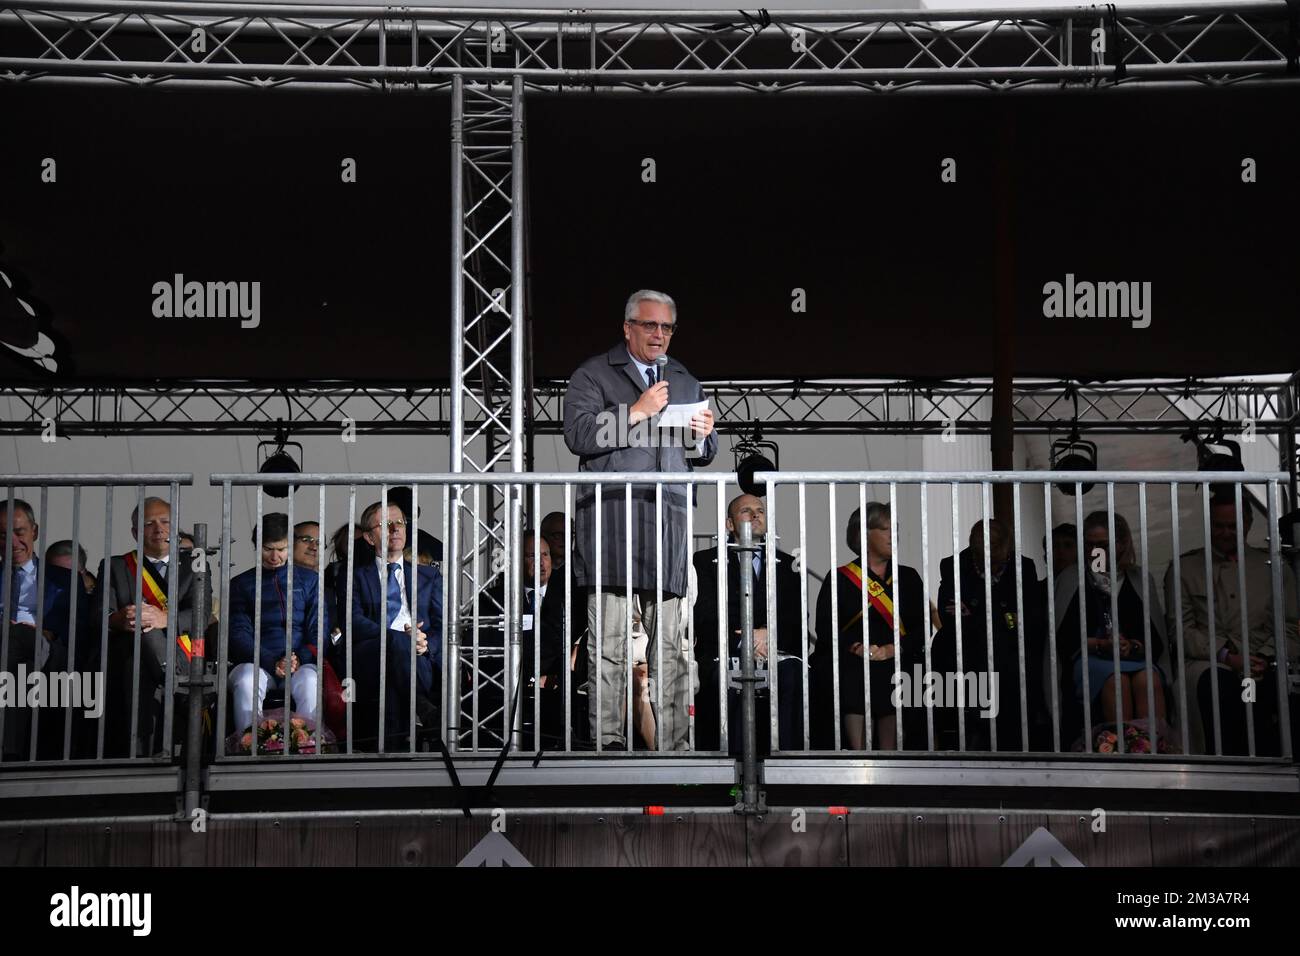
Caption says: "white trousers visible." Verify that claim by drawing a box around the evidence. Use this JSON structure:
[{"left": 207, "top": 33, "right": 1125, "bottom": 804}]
[{"left": 230, "top": 662, "right": 319, "bottom": 730}]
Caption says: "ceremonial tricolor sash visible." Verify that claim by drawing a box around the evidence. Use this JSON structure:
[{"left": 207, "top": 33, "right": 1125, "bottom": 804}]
[
  {"left": 838, "top": 561, "right": 906, "bottom": 637},
  {"left": 122, "top": 552, "right": 203, "bottom": 659}
]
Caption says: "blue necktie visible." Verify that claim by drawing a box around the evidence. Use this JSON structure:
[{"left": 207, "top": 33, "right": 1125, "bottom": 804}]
[
  {"left": 386, "top": 562, "right": 403, "bottom": 628},
  {"left": 753, "top": 553, "right": 762, "bottom": 578},
  {"left": 645, "top": 366, "right": 656, "bottom": 387}
]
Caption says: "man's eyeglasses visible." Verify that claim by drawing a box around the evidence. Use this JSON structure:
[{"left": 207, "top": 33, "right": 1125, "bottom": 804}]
[
  {"left": 295, "top": 535, "right": 322, "bottom": 546},
  {"left": 370, "top": 520, "right": 406, "bottom": 533},
  {"left": 628, "top": 319, "right": 677, "bottom": 336}
]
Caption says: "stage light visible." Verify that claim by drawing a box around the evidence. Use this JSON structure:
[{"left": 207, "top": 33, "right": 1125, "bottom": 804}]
[
  {"left": 1195, "top": 434, "right": 1244, "bottom": 473},
  {"left": 1050, "top": 429, "right": 1097, "bottom": 496},
  {"left": 733, "top": 425, "right": 780, "bottom": 498},
  {"left": 257, "top": 427, "right": 302, "bottom": 499}
]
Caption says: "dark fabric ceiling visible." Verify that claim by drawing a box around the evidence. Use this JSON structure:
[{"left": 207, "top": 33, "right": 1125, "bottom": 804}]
[{"left": 1, "top": 83, "right": 1296, "bottom": 385}]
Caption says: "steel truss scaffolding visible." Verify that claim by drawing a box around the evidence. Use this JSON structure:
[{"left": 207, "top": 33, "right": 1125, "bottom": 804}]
[
  {"left": 447, "top": 73, "right": 527, "bottom": 749},
  {"left": 2, "top": 1, "right": 1300, "bottom": 95},
  {"left": 4, "top": 375, "right": 1298, "bottom": 436}
]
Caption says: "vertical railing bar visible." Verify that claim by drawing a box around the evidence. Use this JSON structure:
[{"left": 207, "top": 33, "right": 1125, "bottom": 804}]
[
  {"left": 654, "top": 481, "right": 663, "bottom": 752},
  {"left": 532, "top": 483, "right": 541, "bottom": 751},
  {"left": 162, "top": 480, "right": 180, "bottom": 760},
  {"left": 129, "top": 484, "right": 146, "bottom": 760},
  {"left": 1170, "top": 482, "right": 1189, "bottom": 756},
  {"left": 1234, "top": 482, "right": 1255, "bottom": 757},
  {"left": 1074, "top": 485, "right": 1091, "bottom": 750},
  {"left": 28, "top": 486, "right": 48, "bottom": 761},
  {"left": 97, "top": 486, "right": 114, "bottom": 760},
  {"left": 0, "top": 492, "right": 14, "bottom": 762},
  {"left": 766, "top": 476, "right": 779, "bottom": 754},
  {"left": 715, "top": 479, "right": 727, "bottom": 754},
  {"left": 624, "top": 481, "right": 633, "bottom": 750},
  {"left": 858, "top": 483, "right": 870, "bottom": 753},
  {"left": 829, "top": 487, "right": 841, "bottom": 752},
  {"left": 920, "top": 480, "right": 934, "bottom": 752},
  {"left": 215, "top": 482, "right": 232, "bottom": 762},
  {"left": 315, "top": 483, "right": 326, "bottom": 756},
  {"left": 1043, "top": 482, "right": 1060, "bottom": 754},
  {"left": 378, "top": 482, "right": 389, "bottom": 754},
  {"left": 504, "top": 481, "right": 516, "bottom": 751},
  {"left": 285, "top": 484, "right": 295, "bottom": 758},
  {"left": 1012, "top": 482, "right": 1029, "bottom": 753},
  {"left": 684, "top": 480, "right": 694, "bottom": 753},
  {"left": 1203, "top": 481, "right": 1223, "bottom": 756},
  {"left": 1138, "top": 483, "right": 1157, "bottom": 754},
  {"left": 563, "top": 482, "right": 572, "bottom": 753},
  {"left": 594, "top": 483, "right": 602, "bottom": 753},
  {"left": 951, "top": 483, "right": 965, "bottom": 753},
  {"left": 1267, "top": 480, "right": 1293, "bottom": 759},
  {"left": 889, "top": 481, "right": 902, "bottom": 751},
  {"left": 798, "top": 482, "right": 811, "bottom": 751},
  {"left": 409, "top": 484, "right": 419, "bottom": 756},
  {"left": 251, "top": 486, "right": 264, "bottom": 761},
  {"left": 345, "top": 486, "right": 356, "bottom": 755},
  {"left": 62, "top": 484, "right": 82, "bottom": 761},
  {"left": 441, "top": 485, "right": 451, "bottom": 751},
  {"left": 1106, "top": 483, "right": 1123, "bottom": 754},
  {"left": 981, "top": 482, "right": 995, "bottom": 753}
]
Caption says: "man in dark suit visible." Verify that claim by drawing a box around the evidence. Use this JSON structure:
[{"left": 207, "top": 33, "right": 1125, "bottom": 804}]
[
  {"left": 934, "top": 518, "right": 1049, "bottom": 753},
  {"left": 563, "top": 289, "right": 718, "bottom": 750},
  {"left": 2, "top": 498, "right": 91, "bottom": 760},
  {"left": 94, "top": 496, "right": 210, "bottom": 758},
  {"left": 346, "top": 500, "right": 443, "bottom": 750},
  {"left": 693, "top": 494, "right": 809, "bottom": 753},
  {"left": 536, "top": 516, "right": 590, "bottom": 747}
]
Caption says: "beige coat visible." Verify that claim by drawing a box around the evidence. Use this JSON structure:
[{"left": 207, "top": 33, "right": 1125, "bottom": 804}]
[{"left": 1162, "top": 546, "right": 1299, "bottom": 754}]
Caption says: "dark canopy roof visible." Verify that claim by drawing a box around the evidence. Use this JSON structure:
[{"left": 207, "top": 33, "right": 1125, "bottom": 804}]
[{"left": 2, "top": 83, "right": 1296, "bottom": 384}]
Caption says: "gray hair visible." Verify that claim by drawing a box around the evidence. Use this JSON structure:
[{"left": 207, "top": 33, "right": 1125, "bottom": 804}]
[
  {"left": 45, "top": 540, "right": 88, "bottom": 568},
  {"left": 624, "top": 289, "right": 677, "bottom": 326},
  {"left": 131, "top": 496, "right": 171, "bottom": 528},
  {"left": 1, "top": 498, "right": 37, "bottom": 529}
]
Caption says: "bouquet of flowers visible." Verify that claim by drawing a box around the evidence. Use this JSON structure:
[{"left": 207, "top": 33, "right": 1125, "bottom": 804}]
[
  {"left": 226, "top": 707, "right": 336, "bottom": 755},
  {"left": 1077, "top": 717, "right": 1178, "bottom": 755}
]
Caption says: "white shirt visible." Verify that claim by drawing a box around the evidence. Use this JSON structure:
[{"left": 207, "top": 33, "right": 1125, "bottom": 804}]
[
  {"left": 375, "top": 557, "right": 412, "bottom": 632},
  {"left": 9, "top": 557, "right": 38, "bottom": 625},
  {"left": 628, "top": 349, "right": 657, "bottom": 386}
]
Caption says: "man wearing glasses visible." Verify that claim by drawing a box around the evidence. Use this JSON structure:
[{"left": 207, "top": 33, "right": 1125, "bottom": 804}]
[
  {"left": 563, "top": 289, "right": 717, "bottom": 750},
  {"left": 346, "top": 501, "right": 443, "bottom": 749}
]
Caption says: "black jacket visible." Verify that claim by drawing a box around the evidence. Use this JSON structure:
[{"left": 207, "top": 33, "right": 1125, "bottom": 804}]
[
  {"left": 692, "top": 544, "right": 808, "bottom": 682},
  {"left": 934, "top": 548, "right": 1047, "bottom": 686}
]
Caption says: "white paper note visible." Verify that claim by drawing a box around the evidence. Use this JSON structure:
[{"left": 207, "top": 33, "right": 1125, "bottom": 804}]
[{"left": 657, "top": 399, "right": 708, "bottom": 429}]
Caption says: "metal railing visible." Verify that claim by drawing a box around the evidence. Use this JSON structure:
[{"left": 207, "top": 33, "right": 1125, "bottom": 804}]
[
  {"left": 1, "top": 474, "right": 195, "bottom": 766},
  {"left": 3, "top": 470, "right": 1296, "bottom": 802}
]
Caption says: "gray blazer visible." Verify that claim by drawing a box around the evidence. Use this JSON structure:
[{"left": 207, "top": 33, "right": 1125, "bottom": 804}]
[{"left": 563, "top": 343, "right": 718, "bottom": 595}]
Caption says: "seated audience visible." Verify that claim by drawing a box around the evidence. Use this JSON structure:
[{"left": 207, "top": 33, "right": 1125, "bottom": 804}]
[{"left": 1164, "top": 491, "right": 1299, "bottom": 755}]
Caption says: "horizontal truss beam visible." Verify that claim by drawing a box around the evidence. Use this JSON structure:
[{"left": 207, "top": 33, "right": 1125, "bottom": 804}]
[
  {"left": 1, "top": 376, "right": 1295, "bottom": 436},
  {"left": 2, "top": 1, "right": 1298, "bottom": 93}
]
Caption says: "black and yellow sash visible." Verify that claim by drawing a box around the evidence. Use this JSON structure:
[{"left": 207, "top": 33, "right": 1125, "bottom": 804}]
[{"left": 123, "top": 551, "right": 202, "bottom": 660}]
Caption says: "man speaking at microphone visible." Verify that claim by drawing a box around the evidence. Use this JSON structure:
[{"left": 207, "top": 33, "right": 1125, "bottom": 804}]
[{"left": 563, "top": 290, "right": 717, "bottom": 750}]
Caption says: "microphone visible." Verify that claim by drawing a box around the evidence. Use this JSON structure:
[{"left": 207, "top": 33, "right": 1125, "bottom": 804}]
[{"left": 654, "top": 355, "right": 668, "bottom": 385}]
